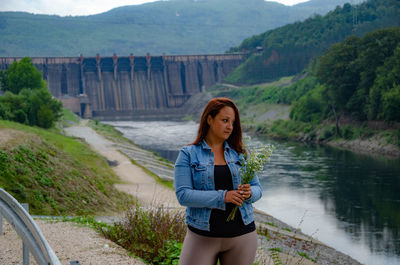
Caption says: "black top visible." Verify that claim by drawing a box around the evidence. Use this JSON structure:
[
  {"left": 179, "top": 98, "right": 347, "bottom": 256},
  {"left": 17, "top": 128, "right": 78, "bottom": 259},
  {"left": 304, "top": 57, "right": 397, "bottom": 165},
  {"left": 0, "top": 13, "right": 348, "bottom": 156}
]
[{"left": 188, "top": 164, "right": 255, "bottom": 237}]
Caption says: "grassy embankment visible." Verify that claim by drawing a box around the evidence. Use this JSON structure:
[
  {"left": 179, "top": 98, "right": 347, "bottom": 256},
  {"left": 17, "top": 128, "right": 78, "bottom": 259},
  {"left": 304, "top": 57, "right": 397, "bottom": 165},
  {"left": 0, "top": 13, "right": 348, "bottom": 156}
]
[
  {"left": 212, "top": 76, "right": 400, "bottom": 157},
  {"left": 0, "top": 110, "right": 186, "bottom": 264},
  {"left": 0, "top": 110, "right": 133, "bottom": 215}
]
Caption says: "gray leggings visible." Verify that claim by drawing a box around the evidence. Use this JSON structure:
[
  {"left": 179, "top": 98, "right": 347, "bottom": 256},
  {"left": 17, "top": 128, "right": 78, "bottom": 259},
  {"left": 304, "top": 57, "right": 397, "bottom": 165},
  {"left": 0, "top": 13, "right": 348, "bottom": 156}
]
[{"left": 178, "top": 230, "right": 258, "bottom": 265}]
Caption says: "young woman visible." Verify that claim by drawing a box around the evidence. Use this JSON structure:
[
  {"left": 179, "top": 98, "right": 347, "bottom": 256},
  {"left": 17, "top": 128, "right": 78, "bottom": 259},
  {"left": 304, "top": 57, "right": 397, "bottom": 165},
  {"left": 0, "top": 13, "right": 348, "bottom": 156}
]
[{"left": 174, "top": 97, "right": 262, "bottom": 265}]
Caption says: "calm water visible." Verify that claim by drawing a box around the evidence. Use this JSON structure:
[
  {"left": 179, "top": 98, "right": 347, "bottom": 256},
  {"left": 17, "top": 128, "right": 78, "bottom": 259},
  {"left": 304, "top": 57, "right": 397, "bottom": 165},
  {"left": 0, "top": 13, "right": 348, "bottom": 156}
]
[{"left": 106, "top": 120, "right": 400, "bottom": 265}]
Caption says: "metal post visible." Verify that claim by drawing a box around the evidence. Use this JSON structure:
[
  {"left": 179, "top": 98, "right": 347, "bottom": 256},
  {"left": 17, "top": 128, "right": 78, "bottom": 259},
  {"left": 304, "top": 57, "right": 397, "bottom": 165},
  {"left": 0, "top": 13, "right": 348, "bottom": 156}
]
[
  {"left": 22, "top": 203, "right": 29, "bottom": 265},
  {"left": 23, "top": 243, "right": 29, "bottom": 265},
  {"left": 0, "top": 212, "right": 3, "bottom": 235}
]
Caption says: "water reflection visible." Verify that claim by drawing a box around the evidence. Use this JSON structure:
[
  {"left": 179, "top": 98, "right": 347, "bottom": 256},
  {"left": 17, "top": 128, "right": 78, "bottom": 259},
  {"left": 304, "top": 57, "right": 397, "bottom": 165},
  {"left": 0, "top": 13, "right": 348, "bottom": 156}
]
[
  {"left": 255, "top": 137, "right": 400, "bottom": 264},
  {"left": 106, "top": 120, "right": 400, "bottom": 265}
]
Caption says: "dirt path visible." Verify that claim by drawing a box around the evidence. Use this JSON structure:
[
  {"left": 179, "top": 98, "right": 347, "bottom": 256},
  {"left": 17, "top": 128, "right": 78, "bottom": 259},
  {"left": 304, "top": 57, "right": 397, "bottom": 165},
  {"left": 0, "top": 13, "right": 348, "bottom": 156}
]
[{"left": 64, "top": 122, "right": 181, "bottom": 209}]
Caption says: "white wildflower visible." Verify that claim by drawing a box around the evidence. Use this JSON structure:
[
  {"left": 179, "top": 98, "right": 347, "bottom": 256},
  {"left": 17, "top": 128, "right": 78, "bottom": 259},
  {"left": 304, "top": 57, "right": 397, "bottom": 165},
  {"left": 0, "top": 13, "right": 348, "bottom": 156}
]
[{"left": 227, "top": 144, "right": 274, "bottom": 221}]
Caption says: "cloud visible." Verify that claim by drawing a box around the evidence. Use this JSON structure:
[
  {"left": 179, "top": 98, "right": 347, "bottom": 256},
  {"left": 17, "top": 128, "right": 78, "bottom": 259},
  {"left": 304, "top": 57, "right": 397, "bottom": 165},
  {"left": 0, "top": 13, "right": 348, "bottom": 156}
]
[
  {"left": 0, "top": 0, "right": 310, "bottom": 16},
  {"left": 0, "top": 0, "right": 159, "bottom": 16}
]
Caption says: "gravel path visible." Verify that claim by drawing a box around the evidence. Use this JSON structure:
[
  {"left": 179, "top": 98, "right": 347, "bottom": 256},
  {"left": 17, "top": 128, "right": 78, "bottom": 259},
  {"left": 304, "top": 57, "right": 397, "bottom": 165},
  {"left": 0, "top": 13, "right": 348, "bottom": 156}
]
[{"left": 0, "top": 219, "right": 146, "bottom": 265}]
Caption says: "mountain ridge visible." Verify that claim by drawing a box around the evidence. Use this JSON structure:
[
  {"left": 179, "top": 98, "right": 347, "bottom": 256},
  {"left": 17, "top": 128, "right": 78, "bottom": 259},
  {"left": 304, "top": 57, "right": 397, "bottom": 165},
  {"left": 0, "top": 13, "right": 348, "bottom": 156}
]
[{"left": 0, "top": 0, "right": 352, "bottom": 56}]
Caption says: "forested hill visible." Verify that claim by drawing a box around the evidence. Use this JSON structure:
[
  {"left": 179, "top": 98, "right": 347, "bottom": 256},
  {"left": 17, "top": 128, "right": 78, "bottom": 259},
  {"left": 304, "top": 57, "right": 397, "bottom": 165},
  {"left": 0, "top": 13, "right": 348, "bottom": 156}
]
[
  {"left": 0, "top": 0, "right": 351, "bottom": 56},
  {"left": 227, "top": 0, "right": 400, "bottom": 84}
]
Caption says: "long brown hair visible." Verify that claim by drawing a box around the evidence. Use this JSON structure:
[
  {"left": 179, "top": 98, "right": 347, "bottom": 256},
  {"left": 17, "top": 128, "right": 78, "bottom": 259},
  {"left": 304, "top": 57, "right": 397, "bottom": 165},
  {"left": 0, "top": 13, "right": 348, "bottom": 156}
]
[{"left": 191, "top": 97, "right": 244, "bottom": 154}]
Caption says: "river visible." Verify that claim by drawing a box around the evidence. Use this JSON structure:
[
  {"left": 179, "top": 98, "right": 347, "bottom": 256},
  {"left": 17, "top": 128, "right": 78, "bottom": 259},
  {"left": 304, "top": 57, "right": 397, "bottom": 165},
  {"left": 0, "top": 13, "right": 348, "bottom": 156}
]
[{"left": 105, "top": 120, "right": 400, "bottom": 265}]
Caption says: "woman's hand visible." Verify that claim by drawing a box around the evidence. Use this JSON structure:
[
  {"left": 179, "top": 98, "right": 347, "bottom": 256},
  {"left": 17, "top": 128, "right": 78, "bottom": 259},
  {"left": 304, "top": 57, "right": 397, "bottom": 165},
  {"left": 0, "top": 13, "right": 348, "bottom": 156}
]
[
  {"left": 238, "top": 184, "right": 251, "bottom": 200},
  {"left": 225, "top": 190, "right": 245, "bottom": 206}
]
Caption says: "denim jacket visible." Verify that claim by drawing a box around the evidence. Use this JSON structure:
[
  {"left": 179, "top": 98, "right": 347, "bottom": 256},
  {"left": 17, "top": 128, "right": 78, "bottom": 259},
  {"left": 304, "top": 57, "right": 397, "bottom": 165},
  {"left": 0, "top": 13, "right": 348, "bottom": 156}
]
[{"left": 174, "top": 139, "right": 262, "bottom": 231}]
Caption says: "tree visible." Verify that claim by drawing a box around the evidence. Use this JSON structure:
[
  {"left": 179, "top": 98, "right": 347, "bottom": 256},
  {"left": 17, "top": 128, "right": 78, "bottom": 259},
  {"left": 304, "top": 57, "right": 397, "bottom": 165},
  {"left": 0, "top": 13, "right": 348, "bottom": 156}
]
[
  {"left": 0, "top": 57, "right": 62, "bottom": 128},
  {"left": 368, "top": 44, "right": 400, "bottom": 120},
  {"left": 381, "top": 85, "right": 400, "bottom": 122},
  {"left": 316, "top": 36, "right": 360, "bottom": 109},
  {"left": 0, "top": 57, "right": 46, "bottom": 94}
]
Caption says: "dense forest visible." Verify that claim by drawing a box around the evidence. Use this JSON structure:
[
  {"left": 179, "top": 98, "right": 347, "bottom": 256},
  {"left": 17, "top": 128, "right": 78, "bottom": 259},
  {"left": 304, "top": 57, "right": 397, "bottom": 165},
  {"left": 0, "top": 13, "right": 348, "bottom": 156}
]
[
  {"left": 227, "top": 0, "right": 400, "bottom": 84},
  {"left": 214, "top": 27, "right": 400, "bottom": 149},
  {"left": 0, "top": 0, "right": 351, "bottom": 56},
  {"left": 290, "top": 27, "right": 400, "bottom": 124}
]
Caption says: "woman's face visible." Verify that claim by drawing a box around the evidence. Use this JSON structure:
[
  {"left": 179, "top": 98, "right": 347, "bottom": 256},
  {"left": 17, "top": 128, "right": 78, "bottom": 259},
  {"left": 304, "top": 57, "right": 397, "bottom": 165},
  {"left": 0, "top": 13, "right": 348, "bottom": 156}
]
[{"left": 207, "top": 106, "right": 235, "bottom": 142}]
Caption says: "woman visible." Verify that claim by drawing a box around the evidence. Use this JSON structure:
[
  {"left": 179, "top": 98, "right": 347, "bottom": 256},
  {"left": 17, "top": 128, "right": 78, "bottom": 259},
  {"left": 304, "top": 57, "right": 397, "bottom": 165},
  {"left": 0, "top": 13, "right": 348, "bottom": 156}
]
[{"left": 174, "top": 97, "right": 262, "bottom": 265}]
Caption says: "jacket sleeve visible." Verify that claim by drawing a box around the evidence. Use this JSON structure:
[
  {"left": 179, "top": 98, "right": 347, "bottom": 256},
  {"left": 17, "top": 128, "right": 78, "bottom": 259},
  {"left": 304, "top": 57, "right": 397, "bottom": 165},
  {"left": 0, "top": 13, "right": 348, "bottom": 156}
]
[
  {"left": 174, "top": 147, "right": 226, "bottom": 210},
  {"left": 244, "top": 172, "right": 262, "bottom": 204}
]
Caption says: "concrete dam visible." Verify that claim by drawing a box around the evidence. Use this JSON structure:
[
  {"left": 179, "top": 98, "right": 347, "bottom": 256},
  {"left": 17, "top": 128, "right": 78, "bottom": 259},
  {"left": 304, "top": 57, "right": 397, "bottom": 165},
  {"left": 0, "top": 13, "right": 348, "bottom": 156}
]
[{"left": 0, "top": 54, "right": 243, "bottom": 120}]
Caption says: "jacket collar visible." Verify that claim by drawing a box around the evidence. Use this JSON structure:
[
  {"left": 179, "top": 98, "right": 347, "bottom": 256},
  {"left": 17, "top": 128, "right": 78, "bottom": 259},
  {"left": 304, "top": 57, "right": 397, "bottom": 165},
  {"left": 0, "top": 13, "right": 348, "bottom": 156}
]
[{"left": 200, "top": 139, "right": 231, "bottom": 151}]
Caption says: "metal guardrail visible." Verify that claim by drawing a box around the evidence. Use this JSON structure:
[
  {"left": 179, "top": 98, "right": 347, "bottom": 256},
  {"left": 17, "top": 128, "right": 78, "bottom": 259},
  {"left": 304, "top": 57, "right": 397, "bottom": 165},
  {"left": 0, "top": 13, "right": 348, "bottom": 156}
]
[{"left": 0, "top": 188, "right": 62, "bottom": 265}]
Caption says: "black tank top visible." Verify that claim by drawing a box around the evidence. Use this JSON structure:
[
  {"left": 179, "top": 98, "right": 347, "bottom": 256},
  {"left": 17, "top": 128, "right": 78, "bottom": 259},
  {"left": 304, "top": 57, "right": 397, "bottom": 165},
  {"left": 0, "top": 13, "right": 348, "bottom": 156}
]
[{"left": 188, "top": 164, "right": 255, "bottom": 237}]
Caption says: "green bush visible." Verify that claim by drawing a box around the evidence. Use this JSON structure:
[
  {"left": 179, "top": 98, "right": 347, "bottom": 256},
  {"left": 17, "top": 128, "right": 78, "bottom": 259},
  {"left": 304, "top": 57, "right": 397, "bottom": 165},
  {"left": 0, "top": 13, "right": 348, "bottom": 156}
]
[
  {"left": 100, "top": 204, "right": 186, "bottom": 264},
  {"left": 154, "top": 240, "right": 183, "bottom": 265},
  {"left": 319, "top": 126, "right": 335, "bottom": 141},
  {"left": 37, "top": 105, "right": 55, "bottom": 129},
  {"left": 340, "top": 125, "right": 354, "bottom": 140}
]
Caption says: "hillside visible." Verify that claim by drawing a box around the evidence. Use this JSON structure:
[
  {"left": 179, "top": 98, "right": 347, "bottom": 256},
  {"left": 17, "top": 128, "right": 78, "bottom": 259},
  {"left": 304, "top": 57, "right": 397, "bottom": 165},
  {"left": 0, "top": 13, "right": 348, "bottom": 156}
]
[
  {"left": 0, "top": 0, "right": 351, "bottom": 56},
  {"left": 214, "top": 27, "right": 400, "bottom": 158},
  {"left": 0, "top": 119, "right": 132, "bottom": 215},
  {"left": 226, "top": 0, "right": 400, "bottom": 84}
]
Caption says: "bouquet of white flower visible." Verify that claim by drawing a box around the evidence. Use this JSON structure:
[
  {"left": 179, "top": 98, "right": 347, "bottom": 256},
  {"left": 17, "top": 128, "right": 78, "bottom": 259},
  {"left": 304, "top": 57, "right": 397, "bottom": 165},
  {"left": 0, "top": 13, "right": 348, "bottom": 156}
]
[{"left": 226, "top": 144, "right": 274, "bottom": 222}]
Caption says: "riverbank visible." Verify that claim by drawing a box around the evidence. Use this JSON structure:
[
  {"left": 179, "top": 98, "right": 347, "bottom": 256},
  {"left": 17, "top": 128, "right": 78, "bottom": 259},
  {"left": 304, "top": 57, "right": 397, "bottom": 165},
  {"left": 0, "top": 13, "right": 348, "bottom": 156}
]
[
  {"left": 82, "top": 119, "right": 362, "bottom": 265},
  {"left": 243, "top": 119, "right": 400, "bottom": 160}
]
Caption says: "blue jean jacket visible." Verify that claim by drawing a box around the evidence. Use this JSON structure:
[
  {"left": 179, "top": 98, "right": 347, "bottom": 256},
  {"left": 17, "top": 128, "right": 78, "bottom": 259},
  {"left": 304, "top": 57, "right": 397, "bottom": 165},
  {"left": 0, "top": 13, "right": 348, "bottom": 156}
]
[{"left": 174, "top": 139, "right": 262, "bottom": 231}]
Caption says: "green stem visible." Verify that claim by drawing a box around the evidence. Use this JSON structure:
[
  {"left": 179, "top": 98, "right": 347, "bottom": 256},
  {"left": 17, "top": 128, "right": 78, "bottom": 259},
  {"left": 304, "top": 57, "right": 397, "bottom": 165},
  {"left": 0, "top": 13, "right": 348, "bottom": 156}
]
[{"left": 226, "top": 206, "right": 239, "bottom": 222}]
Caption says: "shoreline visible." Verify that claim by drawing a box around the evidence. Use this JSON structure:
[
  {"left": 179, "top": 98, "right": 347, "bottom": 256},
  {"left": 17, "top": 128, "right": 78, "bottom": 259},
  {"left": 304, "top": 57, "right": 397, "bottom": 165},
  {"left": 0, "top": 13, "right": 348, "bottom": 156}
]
[
  {"left": 244, "top": 126, "right": 400, "bottom": 160},
  {"left": 83, "top": 120, "right": 363, "bottom": 265}
]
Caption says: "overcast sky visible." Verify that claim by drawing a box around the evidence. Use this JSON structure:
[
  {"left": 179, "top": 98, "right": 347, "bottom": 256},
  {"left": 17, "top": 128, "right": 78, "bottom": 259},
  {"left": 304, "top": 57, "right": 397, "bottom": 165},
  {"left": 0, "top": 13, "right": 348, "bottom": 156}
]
[{"left": 0, "top": 0, "right": 311, "bottom": 16}]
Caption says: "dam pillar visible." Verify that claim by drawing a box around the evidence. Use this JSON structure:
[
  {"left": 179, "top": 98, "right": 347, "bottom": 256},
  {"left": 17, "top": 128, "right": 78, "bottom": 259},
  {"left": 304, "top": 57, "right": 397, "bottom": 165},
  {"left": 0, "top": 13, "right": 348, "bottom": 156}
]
[
  {"left": 112, "top": 53, "right": 121, "bottom": 110},
  {"left": 146, "top": 53, "right": 151, "bottom": 80},
  {"left": 130, "top": 53, "right": 135, "bottom": 81},
  {"left": 162, "top": 53, "right": 170, "bottom": 108},
  {"left": 128, "top": 53, "right": 137, "bottom": 110},
  {"left": 96, "top": 54, "right": 105, "bottom": 111},
  {"left": 96, "top": 54, "right": 102, "bottom": 81},
  {"left": 79, "top": 54, "right": 86, "bottom": 94},
  {"left": 113, "top": 53, "right": 118, "bottom": 81},
  {"left": 43, "top": 58, "right": 48, "bottom": 82}
]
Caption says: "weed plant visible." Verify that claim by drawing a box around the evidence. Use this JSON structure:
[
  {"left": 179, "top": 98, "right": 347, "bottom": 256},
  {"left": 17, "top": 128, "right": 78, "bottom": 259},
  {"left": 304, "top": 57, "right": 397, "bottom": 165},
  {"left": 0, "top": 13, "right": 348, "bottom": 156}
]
[{"left": 99, "top": 203, "right": 186, "bottom": 264}]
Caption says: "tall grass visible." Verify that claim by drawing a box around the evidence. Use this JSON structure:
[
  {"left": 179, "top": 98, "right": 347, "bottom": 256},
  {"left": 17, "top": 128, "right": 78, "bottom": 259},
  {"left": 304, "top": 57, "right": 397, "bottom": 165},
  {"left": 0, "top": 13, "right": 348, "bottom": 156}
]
[{"left": 99, "top": 203, "right": 186, "bottom": 264}]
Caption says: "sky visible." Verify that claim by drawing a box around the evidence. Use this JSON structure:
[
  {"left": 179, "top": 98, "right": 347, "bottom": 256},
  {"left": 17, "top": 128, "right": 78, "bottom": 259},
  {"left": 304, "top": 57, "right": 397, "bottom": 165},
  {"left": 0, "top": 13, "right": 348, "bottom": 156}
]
[{"left": 0, "top": 0, "right": 311, "bottom": 16}]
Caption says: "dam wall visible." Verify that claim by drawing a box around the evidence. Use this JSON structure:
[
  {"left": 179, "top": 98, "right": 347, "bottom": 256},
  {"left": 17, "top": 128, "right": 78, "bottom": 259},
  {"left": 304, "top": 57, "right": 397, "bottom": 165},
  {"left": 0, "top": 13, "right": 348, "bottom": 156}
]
[{"left": 0, "top": 54, "right": 243, "bottom": 119}]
